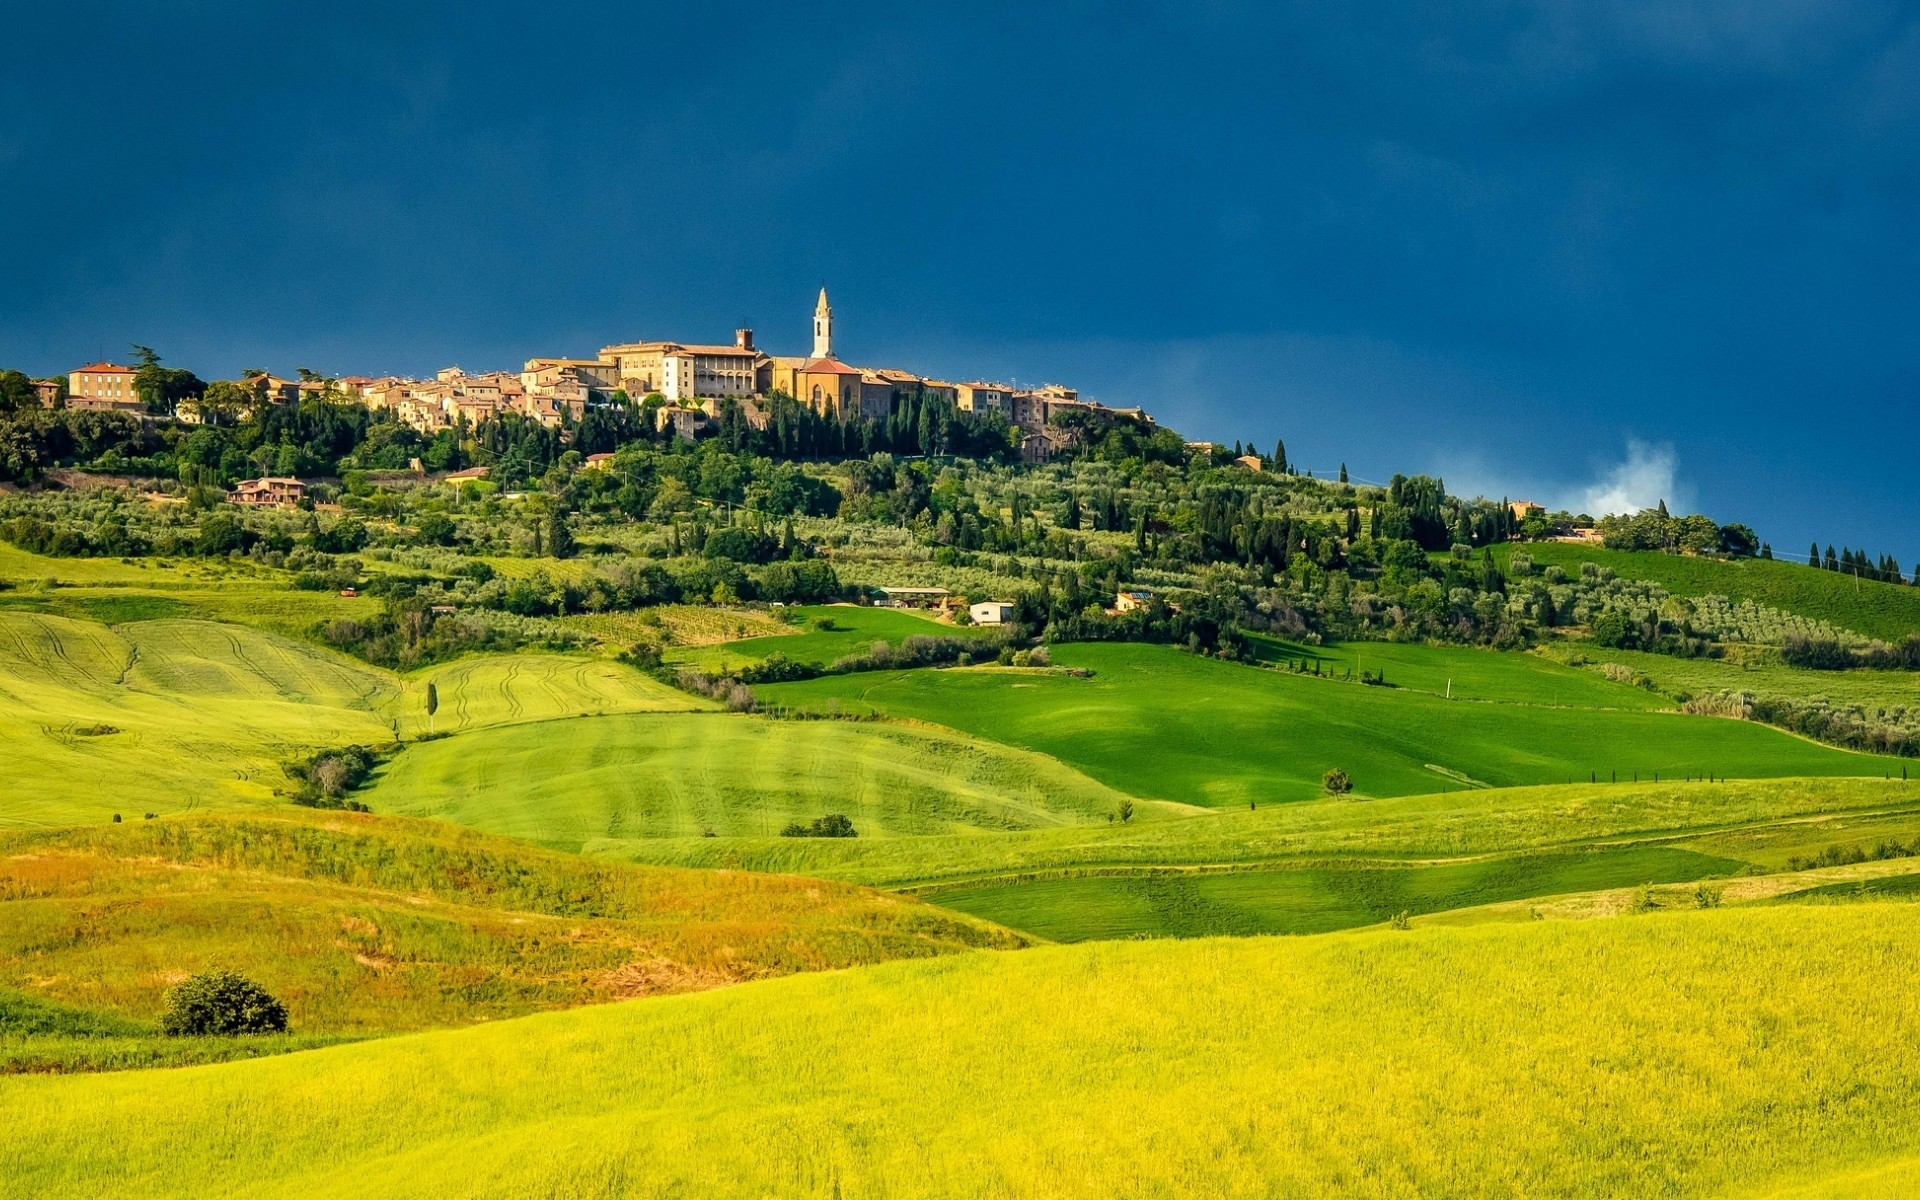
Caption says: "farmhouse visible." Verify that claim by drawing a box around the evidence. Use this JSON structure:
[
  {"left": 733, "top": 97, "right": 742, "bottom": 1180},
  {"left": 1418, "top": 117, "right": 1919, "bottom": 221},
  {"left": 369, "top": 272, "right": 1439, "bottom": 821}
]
[
  {"left": 969, "top": 601, "right": 1015, "bottom": 625},
  {"left": 228, "top": 477, "right": 305, "bottom": 507},
  {"left": 443, "top": 466, "right": 492, "bottom": 483},
  {"left": 1114, "top": 589, "right": 1154, "bottom": 613}
]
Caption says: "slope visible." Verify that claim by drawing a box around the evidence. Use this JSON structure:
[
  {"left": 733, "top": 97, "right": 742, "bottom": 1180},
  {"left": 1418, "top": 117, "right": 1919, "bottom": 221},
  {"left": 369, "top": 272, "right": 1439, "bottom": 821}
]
[{"left": 6, "top": 905, "right": 1920, "bottom": 1198}]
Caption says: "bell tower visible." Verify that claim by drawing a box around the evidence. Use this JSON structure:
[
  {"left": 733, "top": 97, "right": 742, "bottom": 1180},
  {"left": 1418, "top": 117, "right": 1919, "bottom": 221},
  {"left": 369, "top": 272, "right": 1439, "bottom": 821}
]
[{"left": 812, "top": 287, "right": 833, "bottom": 359}]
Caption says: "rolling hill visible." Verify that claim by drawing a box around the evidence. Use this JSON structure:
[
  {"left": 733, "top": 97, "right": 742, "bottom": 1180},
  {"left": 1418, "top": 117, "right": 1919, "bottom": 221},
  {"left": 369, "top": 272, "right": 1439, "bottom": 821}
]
[
  {"left": 0, "top": 809, "right": 1022, "bottom": 1072},
  {"left": 7, "top": 904, "right": 1920, "bottom": 1198}
]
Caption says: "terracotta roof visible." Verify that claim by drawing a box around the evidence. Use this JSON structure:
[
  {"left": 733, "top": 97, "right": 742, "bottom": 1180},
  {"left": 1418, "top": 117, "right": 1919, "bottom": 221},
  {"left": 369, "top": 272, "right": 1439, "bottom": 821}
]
[
  {"left": 800, "top": 356, "right": 862, "bottom": 376},
  {"left": 74, "top": 363, "right": 134, "bottom": 374}
]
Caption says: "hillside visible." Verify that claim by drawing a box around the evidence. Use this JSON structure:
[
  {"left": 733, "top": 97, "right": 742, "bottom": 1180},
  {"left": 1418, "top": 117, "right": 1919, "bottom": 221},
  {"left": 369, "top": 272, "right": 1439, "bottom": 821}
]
[
  {"left": 756, "top": 642, "right": 1890, "bottom": 806},
  {"left": 1504, "top": 542, "right": 1920, "bottom": 644},
  {"left": 7, "top": 905, "right": 1920, "bottom": 1198},
  {"left": 369, "top": 711, "right": 1163, "bottom": 847},
  {"left": 0, "top": 809, "right": 1021, "bottom": 1071}
]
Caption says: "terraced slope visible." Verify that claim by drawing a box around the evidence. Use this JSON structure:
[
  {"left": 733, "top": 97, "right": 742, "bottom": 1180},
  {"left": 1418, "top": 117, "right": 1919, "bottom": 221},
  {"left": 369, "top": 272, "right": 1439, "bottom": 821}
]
[{"left": 6, "top": 905, "right": 1919, "bottom": 1198}]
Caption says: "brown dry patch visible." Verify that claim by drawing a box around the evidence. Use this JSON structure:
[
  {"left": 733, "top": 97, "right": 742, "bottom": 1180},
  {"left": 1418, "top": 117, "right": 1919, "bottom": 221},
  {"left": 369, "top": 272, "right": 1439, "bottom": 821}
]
[
  {"left": 598, "top": 957, "right": 745, "bottom": 999},
  {"left": 338, "top": 915, "right": 379, "bottom": 937},
  {"left": 353, "top": 954, "right": 395, "bottom": 970}
]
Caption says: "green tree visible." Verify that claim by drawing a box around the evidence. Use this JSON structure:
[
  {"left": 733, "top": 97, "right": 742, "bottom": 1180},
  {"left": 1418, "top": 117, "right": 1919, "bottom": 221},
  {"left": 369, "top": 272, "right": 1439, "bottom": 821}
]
[
  {"left": 545, "top": 504, "right": 574, "bottom": 559},
  {"left": 1322, "top": 768, "right": 1353, "bottom": 795},
  {"left": 0, "top": 369, "right": 36, "bottom": 413},
  {"left": 1272, "top": 439, "right": 1288, "bottom": 474},
  {"left": 425, "top": 682, "right": 439, "bottom": 734},
  {"left": 159, "top": 970, "right": 288, "bottom": 1036}
]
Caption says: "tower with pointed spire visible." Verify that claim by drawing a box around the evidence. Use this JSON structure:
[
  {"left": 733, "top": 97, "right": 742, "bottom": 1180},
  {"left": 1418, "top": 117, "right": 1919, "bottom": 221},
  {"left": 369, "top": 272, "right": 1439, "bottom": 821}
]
[{"left": 812, "top": 287, "right": 833, "bottom": 359}]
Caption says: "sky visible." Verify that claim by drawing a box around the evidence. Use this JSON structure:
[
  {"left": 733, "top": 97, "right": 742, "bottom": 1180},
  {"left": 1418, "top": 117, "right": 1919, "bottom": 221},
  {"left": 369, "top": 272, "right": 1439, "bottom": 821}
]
[{"left": 2, "top": 1, "right": 1915, "bottom": 563}]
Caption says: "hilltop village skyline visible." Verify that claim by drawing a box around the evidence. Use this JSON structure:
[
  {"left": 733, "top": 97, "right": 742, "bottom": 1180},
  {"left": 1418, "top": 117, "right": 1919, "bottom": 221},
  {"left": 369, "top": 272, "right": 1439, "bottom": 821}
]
[{"left": 23, "top": 290, "right": 1150, "bottom": 465}]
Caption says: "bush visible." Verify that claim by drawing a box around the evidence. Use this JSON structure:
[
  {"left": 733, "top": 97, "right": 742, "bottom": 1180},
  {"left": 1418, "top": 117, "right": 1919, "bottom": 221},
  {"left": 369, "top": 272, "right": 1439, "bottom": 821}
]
[
  {"left": 159, "top": 970, "right": 289, "bottom": 1036},
  {"left": 1322, "top": 768, "right": 1353, "bottom": 795},
  {"left": 780, "top": 813, "right": 858, "bottom": 838}
]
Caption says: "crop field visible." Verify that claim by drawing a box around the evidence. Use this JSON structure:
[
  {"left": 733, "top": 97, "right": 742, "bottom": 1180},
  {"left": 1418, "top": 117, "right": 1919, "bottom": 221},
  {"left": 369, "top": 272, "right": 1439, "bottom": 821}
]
[
  {"left": 7, "top": 905, "right": 1920, "bottom": 1198},
  {"left": 0, "top": 810, "right": 1020, "bottom": 1072},
  {"left": 755, "top": 643, "right": 1889, "bottom": 807},
  {"left": 1500, "top": 542, "right": 1920, "bottom": 643},
  {"left": 396, "top": 653, "right": 700, "bottom": 736},
  {"left": 664, "top": 603, "right": 979, "bottom": 672},
  {"left": 554, "top": 604, "right": 794, "bottom": 649},
  {"left": 369, "top": 711, "right": 1158, "bottom": 848}
]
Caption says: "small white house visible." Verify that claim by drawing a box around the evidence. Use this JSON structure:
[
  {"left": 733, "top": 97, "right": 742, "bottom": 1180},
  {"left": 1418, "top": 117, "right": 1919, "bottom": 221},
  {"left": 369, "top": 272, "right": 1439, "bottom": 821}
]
[{"left": 969, "top": 601, "right": 1014, "bottom": 625}]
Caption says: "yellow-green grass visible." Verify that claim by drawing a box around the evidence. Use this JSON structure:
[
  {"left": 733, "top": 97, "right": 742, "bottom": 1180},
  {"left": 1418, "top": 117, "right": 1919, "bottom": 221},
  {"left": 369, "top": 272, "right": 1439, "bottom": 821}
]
[
  {"left": 0, "top": 613, "right": 696, "bottom": 826},
  {"left": 599, "top": 777, "right": 1920, "bottom": 886},
  {"left": 1499, "top": 542, "right": 1920, "bottom": 643},
  {"left": 0, "top": 809, "right": 1022, "bottom": 1072},
  {"left": 0, "top": 543, "right": 368, "bottom": 639},
  {"left": 8, "top": 905, "right": 1920, "bottom": 1198},
  {"left": 756, "top": 643, "right": 1891, "bottom": 807},
  {"left": 1248, "top": 633, "right": 1673, "bottom": 709},
  {"left": 395, "top": 653, "right": 700, "bottom": 736},
  {"left": 553, "top": 604, "right": 793, "bottom": 649},
  {"left": 664, "top": 602, "right": 978, "bottom": 673},
  {"left": 368, "top": 712, "right": 1165, "bottom": 849}
]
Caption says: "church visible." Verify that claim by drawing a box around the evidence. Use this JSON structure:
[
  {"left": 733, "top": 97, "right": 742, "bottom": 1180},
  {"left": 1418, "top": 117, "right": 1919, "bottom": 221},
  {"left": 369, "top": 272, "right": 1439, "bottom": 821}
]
[{"left": 768, "top": 288, "right": 864, "bottom": 417}]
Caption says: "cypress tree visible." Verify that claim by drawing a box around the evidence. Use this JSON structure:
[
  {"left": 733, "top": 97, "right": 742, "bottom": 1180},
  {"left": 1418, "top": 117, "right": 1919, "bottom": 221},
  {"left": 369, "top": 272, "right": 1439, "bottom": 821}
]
[
  {"left": 1273, "top": 439, "right": 1288, "bottom": 475},
  {"left": 1339, "top": 463, "right": 1348, "bottom": 483},
  {"left": 1809, "top": 541, "right": 1820, "bottom": 566}
]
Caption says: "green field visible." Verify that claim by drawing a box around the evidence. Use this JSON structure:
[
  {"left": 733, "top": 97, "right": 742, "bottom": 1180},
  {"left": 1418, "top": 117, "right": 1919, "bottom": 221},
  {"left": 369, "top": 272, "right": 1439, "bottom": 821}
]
[
  {"left": 0, "top": 612, "right": 702, "bottom": 827},
  {"left": 1249, "top": 633, "right": 1674, "bottom": 708},
  {"left": 8, "top": 905, "right": 1920, "bottom": 1198},
  {"left": 369, "top": 711, "right": 1163, "bottom": 848},
  {"left": 0, "top": 809, "right": 1019, "bottom": 1072},
  {"left": 757, "top": 643, "right": 1889, "bottom": 807},
  {"left": 1545, "top": 642, "right": 1920, "bottom": 712},
  {"left": 664, "top": 603, "right": 982, "bottom": 673},
  {"left": 1502, "top": 542, "right": 1920, "bottom": 643},
  {"left": 927, "top": 845, "right": 1743, "bottom": 940}
]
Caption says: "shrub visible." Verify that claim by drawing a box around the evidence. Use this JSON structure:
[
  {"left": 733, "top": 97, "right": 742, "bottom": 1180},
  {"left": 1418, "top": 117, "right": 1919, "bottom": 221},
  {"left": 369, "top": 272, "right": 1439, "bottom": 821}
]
[
  {"left": 159, "top": 970, "right": 289, "bottom": 1036},
  {"left": 780, "top": 813, "right": 857, "bottom": 838},
  {"left": 1322, "top": 768, "right": 1353, "bottom": 795}
]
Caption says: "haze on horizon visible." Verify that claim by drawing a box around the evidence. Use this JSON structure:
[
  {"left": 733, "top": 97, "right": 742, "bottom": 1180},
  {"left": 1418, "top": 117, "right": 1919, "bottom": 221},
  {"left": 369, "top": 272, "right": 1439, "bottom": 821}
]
[{"left": 2, "top": 1, "right": 1915, "bottom": 561}]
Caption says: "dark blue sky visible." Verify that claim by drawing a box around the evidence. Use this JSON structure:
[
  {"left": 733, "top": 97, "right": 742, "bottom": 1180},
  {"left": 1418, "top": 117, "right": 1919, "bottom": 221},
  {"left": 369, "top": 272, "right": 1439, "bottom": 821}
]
[{"left": 4, "top": 2, "right": 1916, "bottom": 562}]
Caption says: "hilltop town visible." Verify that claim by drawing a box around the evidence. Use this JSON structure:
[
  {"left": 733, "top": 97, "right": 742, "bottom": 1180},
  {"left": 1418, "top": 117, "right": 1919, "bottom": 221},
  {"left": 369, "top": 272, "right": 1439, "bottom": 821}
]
[{"left": 28, "top": 290, "right": 1148, "bottom": 466}]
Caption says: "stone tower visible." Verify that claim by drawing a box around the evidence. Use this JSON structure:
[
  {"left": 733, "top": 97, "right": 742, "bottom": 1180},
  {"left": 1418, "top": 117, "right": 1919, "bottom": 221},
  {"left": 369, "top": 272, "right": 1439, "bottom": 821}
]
[{"left": 812, "top": 287, "right": 833, "bottom": 359}]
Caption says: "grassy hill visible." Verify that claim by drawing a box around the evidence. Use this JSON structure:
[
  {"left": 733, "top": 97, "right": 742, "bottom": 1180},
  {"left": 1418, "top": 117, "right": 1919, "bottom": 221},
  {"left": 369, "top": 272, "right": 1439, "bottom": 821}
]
[
  {"left": 756, "top": 642, "right": 1890, "bottom": 807},
  {"left": 0, "top": 809, "right": 1021, "bottom": 1072},
  {"left": 0, "top": 612, "right": 698, "bottom": 827},
  {"left": 663, "top": 602, "right": 983, "bottom": 673},
  {"left": 1502, "top": 542, "right": 1920, "bottom": 643},
  {"left": 7, "top": 905, "right": 1920, "bottom": 1198},
  {"left": 369, "top": 711, "right": 1164, "bottom": 847}
]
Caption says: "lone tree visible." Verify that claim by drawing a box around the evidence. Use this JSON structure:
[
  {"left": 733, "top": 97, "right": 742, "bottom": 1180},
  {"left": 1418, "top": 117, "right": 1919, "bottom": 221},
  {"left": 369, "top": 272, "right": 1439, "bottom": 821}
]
[
  {"left": 1322, "top": 768, "right": 1354, "bottom": 796},
  {"left": 160, "top": 970, "right": 289, "bottom": 1036},
  {"left": 425, "top": 681, "right": 438, "bottom": 734}
]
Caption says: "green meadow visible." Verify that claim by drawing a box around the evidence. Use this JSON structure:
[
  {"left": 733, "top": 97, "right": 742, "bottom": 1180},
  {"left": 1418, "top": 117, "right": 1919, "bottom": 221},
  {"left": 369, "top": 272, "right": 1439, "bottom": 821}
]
[
  {"left": 8, "top": 905, "right": 1920, "bottom": 1199},
  {"left": 756, "top": 642, "right": 1888, "bottom": 807},
  {"left": 369, "top": 710, "right": 1162, "bottom": 848},
  {"left": 663, "top": 602, "right": 980, "bottom": 672}
]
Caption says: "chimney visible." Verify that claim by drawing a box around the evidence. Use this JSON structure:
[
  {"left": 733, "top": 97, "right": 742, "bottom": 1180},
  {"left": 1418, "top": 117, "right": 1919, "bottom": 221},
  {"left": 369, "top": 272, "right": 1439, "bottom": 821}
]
[{"left": 735, "top": 328, "right": 754, "bottom": 351}]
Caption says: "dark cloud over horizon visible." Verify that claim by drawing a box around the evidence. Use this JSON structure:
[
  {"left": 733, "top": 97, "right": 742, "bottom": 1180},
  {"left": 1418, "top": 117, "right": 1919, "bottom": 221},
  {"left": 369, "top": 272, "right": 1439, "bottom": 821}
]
[{"left": 2, "top": 1, "right": 1915, "bottom": 561}]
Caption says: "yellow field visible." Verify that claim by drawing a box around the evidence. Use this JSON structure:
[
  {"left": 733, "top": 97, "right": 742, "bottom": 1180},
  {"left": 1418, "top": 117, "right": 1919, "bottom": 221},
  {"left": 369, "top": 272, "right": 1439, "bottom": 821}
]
[{"left": 4, "top": 904, "right": 1918, "bottom": 1197}]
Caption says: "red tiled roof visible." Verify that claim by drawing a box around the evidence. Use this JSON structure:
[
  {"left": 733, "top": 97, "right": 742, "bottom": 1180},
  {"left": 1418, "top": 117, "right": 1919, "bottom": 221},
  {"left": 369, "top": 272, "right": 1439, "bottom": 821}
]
[
  {"left": 74, "top": 363, "right": 134, "bottom": 374},
  {"left": 800, "top": 356, "right": 862, "bottom": 376}
]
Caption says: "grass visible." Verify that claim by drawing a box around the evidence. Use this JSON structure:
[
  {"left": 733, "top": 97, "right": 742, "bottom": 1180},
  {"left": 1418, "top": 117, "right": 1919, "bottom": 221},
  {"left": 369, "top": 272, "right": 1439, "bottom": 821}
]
[
  {"left": 0, "top": 612, "right": 696, "bottom": 827},
  {"left": 756, "top": 642, "right": 1890, "bottom": 808},
  {"left": 1249, "top": 633, "right": 1673, "bottom": 709},
  {"left": 368, "top": 711, "right": 1161, "bottom": 849},
  {"left": 0, "top": 809, "right": 1022, "bottom": 1072},
  {"left": 1543, "top": 642, "right": 1920, "bottom": 712},
  {"left": 1501, "top": 542, "right": 1920, "bottom": 643},
  {"left": 7, "top": 905, "right": 1920, "bottom": 1197},
  {"left": 928, "top": 845, "right": 1744, "bottom": 941},
  {"left": 663, "top": 602, "right": 981, "bottom": 673}
]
